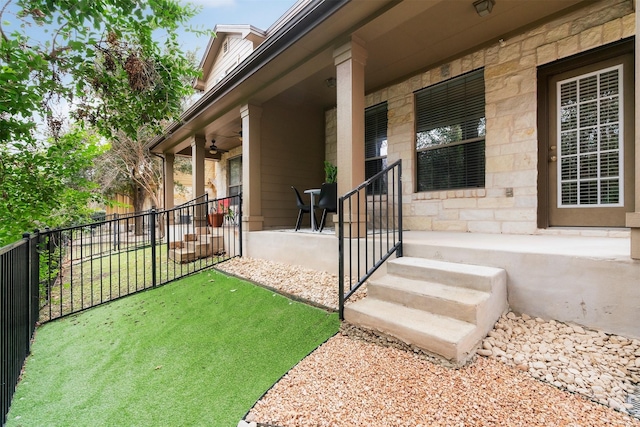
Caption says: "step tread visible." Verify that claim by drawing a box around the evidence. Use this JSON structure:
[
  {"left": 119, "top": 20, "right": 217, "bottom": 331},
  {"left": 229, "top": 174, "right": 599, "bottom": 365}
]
[
  {"left": 171, "top": 248, "right": 196, "bottom": 254},
  {"left": 370, "top": 275, "right": 489, "bottom": 305},
  {"left": 390, "top": 257, "right": 505, "bottom": 277},
  {"left": 345, "top": 298, "right": 475, "bottom": 343}
]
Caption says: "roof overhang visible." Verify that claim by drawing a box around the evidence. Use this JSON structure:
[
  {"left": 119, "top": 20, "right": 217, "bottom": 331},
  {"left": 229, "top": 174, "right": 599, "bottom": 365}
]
[{"left": 149, "top": 0, "right": 589, "bottom": 156}]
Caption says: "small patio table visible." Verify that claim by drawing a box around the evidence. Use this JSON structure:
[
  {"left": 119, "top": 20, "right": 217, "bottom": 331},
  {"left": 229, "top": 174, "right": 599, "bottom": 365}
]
[{"left": 304, "top": 188, "right": 321, "bottom": 231}]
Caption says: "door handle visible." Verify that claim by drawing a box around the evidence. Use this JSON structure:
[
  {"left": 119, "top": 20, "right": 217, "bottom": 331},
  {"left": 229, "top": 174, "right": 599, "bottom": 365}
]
[{"left": 550, "top": 155, "right": 557, "bottom": 162}]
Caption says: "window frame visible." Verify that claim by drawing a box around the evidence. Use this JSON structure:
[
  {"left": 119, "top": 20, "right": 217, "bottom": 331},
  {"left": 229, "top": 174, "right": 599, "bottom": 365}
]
[
  {"left": 365, "top": 102, "right": 388, "bottom": 194},
  {"left": 228, "top": 155, "right": 242, "bottom": 197},
  {"left": 414, "top": 69, "right": 486, "bottom": 193},
  {"left": 555, "top": 64, "right": 624, "bottom": 208}
]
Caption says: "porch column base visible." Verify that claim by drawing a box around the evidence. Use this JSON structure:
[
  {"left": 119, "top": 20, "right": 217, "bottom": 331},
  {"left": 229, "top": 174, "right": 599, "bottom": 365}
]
[
  {"left": 626, "top": 212, "right": 640, "bottom": 259},
  {"left": 242, "top": 215, "right": 264, "bottom": 231},
  {"left": 334, "top": 213, "right": 367, "bottom": 238}
]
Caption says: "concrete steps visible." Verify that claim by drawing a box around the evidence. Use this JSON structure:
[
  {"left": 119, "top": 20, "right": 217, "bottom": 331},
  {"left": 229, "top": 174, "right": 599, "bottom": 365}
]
[
  {"left": 168, "top": 232, "right": 224, "bottom": 263},
  {"left": 344, "top": 257, "right": 507, "bottom": 365}
]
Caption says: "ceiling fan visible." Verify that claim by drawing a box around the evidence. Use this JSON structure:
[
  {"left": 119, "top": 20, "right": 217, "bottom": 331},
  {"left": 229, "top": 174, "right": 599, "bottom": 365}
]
[{"left": 209, "top": 139, "right": 229, "bottom": 155}]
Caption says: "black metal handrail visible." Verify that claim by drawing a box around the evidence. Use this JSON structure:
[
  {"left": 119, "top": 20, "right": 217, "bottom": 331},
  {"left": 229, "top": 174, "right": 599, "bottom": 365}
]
[
  {"left": 174, "top": 192, "right": 209, "bottom": 208},
  {"left": 338, "top": 160, "right": 403, "bottom": 319}
]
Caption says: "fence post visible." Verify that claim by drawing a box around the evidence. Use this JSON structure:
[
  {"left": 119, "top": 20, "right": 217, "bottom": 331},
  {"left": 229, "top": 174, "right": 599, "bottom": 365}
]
[
  {"left": 150, "top": 207, "right": 157, "bottom": 288},
  {"left": 113, "top": 213, "right": 119, "bottom": 251},
  {"left": 166, "top": 206, "right": 171, "bottom": 254},
  {"left": 22, "top": 232, "right": 32, "bottom": 353}
]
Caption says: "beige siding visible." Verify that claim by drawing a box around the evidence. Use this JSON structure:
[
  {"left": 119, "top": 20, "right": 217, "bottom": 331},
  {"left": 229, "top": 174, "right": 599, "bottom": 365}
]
[
  {"left": 105, "top": 194, "right": 134, "bottom": 216},
  {"left": 261, "top": 100, "right": 325, "bottom": 229},
  {"left": 173, "top": 159, "right": 217, "bottom": 206},
  {"left": 205, "top": 36, "right": 254, "bottom": 91}
]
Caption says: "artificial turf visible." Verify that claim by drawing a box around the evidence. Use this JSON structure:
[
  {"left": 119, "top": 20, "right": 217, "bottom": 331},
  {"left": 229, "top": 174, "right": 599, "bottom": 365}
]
[{"left": 6, "top": 268, "right": 340, "bottom": 426}]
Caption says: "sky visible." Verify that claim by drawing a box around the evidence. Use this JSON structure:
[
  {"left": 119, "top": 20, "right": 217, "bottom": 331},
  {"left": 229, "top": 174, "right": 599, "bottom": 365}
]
[{"left": 178, "top": 0, "right": 298, "bottom": 58}]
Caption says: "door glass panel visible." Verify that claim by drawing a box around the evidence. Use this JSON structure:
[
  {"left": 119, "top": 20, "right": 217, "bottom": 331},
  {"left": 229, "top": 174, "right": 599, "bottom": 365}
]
[{"left": 557, "top": 65, "right": 623, "bottom": 208}]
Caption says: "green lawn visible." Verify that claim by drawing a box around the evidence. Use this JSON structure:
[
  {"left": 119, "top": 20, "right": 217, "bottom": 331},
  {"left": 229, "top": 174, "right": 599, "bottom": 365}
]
[
  {"left": 8, "top": 269, "right": 339, "bottom": 426},
  {"left": 42, "top": 244, "right": 225, "bottom": 321}
]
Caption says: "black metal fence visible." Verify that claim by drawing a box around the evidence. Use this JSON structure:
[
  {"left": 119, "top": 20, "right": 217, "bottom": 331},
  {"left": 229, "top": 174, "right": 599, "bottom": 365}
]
[
  {"left": 338, "top": 161, "right": 403, "bottom": 319},
  {"left": 1, "top": 233, "right": 39, "bottom": 426},
  {"left": 1, "top": 195, "right": 241, "bottom": 424}
]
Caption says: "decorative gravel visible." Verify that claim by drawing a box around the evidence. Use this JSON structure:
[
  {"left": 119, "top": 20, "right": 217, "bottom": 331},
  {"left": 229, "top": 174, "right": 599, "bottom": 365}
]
[
  {"left": 217, "top": 257, "right": 639, "bottom": 426},
  {"left": 216, "top": 257, "right": 366, "bottom": 309},
  {"left": 478, "top": 312, "right": 640, "bottom": 414}
]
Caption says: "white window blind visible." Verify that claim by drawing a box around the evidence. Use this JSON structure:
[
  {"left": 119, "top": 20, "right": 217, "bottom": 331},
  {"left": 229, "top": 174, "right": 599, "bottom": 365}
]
[{"left": 557, "top": 65, "right": 623, "bottom": 207}]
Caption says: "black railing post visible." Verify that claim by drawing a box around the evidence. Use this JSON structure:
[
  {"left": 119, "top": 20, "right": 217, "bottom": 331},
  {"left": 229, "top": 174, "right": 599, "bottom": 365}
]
[
  {"left": 338, "top": 197, "right": 345, "bottom": 320},
  {"left": 150, "top": 207, "right": 157, "bottom": 288},
  {"left": 397, "top": 161, "right": 403, "bottom": 258},
  {"left": 238, "top": 193, "right": 243, "bottom": 257}
]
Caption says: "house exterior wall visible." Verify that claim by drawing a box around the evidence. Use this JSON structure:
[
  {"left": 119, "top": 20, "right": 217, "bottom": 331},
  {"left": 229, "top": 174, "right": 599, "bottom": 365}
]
[
  {"left": 205, "top": 35, "right": 254, "bottom": 91},
  {"left": 325, "top": 0, "right": 635, "bottom": 238},
  {"left": 104, "top": 193, "right": 135, "bottom": 216},
  {"left": 257, "top": 99, "right": 325, "bottom": 229},
  {"left": 173, "top": 160, "right": 216, "bottom": 205}
]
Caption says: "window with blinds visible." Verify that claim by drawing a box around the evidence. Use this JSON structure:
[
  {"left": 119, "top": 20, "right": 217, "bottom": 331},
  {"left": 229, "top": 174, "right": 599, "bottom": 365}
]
[
  {"left": 228, "top": 156, "right": 242, "bottom": 196},
  {"left": 415, "top": 69, "right": 486, "bottom": 192},
  {"left": 365, "top": 102, "right": 388, "bottom": 194},
  {"left": 557, "top": 65, "right": 623, "bottom": 207}
]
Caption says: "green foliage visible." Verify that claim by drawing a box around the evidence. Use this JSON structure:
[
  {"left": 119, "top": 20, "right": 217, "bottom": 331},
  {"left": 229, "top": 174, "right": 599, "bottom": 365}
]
[
  {"left": 0, "top": 127, "right": 106, "bottom": 245},
  {"left": 0, "top": 1, "right": 209, "bottom": 245},
  {"left": 0, "top": 0, "right": 206, "bottom": 143},
  {"left": 173, "top": 155, "right": 192, "bottom": 174},
  {"left": 324, "top": 160, "right": 338, "bottom": 184}
]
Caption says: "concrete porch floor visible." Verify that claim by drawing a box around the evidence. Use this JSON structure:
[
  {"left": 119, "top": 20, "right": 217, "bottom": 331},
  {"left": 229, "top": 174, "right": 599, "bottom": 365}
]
[{"left": 246, "top": 229, "right": 639, "bottom": 339}]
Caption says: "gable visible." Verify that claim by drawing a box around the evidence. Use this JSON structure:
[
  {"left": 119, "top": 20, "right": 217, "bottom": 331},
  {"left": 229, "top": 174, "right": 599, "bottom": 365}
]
[{"left": 195, "top": 25, "right": 266, "bottom": 92}]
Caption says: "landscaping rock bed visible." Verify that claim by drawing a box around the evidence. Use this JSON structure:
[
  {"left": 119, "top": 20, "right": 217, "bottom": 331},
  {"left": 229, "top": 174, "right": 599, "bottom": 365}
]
[
  {"left": 218, "top": 257, "right": 639, "bottom": 426},
  {"left": 216, "top": 257, "right": 366, "bottom": 309},
  {"left": 478, "top": 312, "right": 640, "bottom": 414}
]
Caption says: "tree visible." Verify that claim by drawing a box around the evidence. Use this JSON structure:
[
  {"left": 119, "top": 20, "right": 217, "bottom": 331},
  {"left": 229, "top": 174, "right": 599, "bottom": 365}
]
[
  {"left": 0, "top": 127, "right": 105, "bottom": 245},
  {"left": 1, "top": 0, "right": 203, "bottom": 143},
  {"left": 0, "top": 0, "right": 207, "bottom": 244},
  {"left": 92, "top": 48, "right": 201, "bottom": 220},
  {"left": 94, "top": 129, "right": 163, "bottom": 210}
]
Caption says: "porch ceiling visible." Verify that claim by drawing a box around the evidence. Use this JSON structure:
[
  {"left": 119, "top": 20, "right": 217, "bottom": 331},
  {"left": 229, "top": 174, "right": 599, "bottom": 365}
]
[
  {"left": 152, "top": 0, "right": 587, "bottom": 155},
  {"left": 274, "top": 0, "right": 586, "bottom": 109}
]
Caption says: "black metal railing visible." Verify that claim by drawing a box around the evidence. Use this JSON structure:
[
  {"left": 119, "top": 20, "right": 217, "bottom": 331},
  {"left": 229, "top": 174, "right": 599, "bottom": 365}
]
[
  {"left": 1, "top": 233, "right": 39, "bottom": 426},
  {"left": 38, "top": 195, "right": 242, "bottom": 322},
  {"left": 2, "top": 194, "right": 242, "bottom": 423},
  {"left": 338, "top": 160, "right": 402, "bottom": 319}
]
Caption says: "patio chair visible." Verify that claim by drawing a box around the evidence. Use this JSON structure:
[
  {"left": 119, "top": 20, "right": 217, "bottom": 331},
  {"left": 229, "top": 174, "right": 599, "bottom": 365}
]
[
  {"left": 317, "top": 182, "right": 337, "bottom": 232},
  {"left": 291, "top": 186, "right": 317, "bottom": 231}
]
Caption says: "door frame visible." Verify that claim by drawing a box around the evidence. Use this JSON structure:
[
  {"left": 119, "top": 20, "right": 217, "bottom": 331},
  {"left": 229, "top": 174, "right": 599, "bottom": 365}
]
[{"left": 537, "top": 37, "right": 635, "bottom": 228}]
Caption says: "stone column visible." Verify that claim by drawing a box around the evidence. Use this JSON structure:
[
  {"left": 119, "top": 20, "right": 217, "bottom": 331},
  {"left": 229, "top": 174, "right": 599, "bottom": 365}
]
[
  {"left": 240, "top": 104, "right": 264, "bottom": 232},
  {"left": 626, "top": 11, "right": 640, "bottom": 259},
  {"left": 333, "top": 36, "right": 368, "bottom": 236},
  {"left": 191, "top": 135, "right": 207, "bottom": 227}
]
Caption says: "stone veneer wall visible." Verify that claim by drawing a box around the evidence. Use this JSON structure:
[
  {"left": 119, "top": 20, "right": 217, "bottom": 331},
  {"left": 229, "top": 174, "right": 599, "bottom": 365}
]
[
  {"left": 325, "top": 107, "right": 337, "bottom": 169},
  {"left": 325, "top": 0, "right": 634, "bottom": 237}
]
